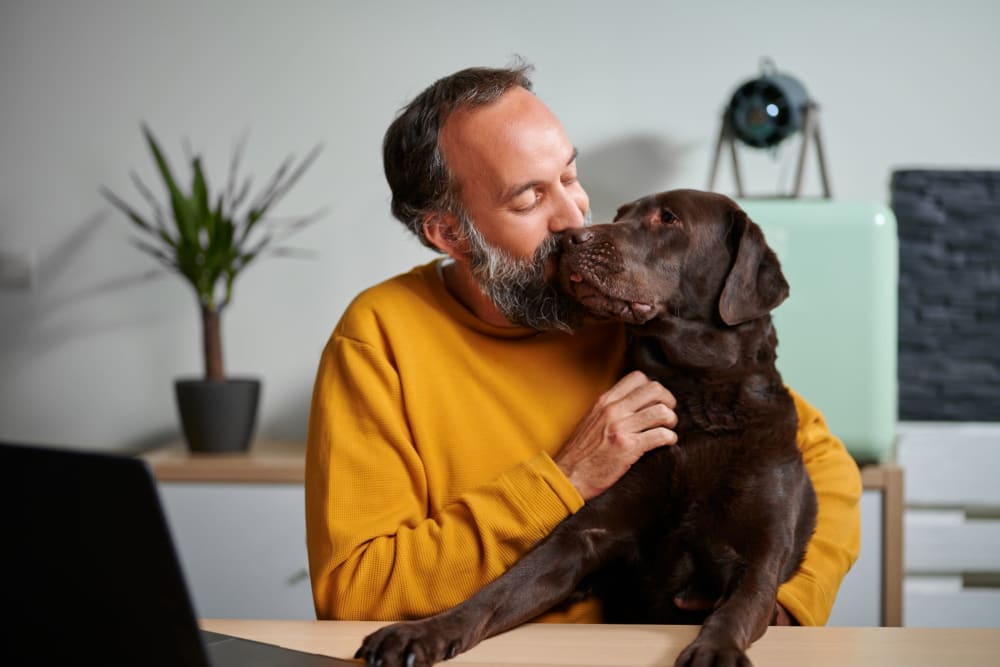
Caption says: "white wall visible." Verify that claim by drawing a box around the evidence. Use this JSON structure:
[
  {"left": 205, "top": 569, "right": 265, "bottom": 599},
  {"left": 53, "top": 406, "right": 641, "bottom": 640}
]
[{"left": 2, "top": 0, "right": 997, "bottom": 451}]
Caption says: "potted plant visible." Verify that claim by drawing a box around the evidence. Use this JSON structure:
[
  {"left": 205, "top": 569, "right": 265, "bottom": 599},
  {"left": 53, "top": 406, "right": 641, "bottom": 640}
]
[{"left": 102, "top": 125, "right": 322, "bottom": 452}]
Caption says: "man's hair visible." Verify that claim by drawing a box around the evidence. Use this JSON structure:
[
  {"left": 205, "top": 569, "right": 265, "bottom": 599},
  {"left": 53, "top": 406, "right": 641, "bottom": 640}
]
[{"left": 382, "top": 60, "right": 534, "bottom": 249}]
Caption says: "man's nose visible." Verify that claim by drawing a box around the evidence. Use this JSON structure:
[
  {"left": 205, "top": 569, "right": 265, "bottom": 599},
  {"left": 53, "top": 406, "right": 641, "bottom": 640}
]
[{"left": 549, "top": 187, "right": 589, "bottom": 233}]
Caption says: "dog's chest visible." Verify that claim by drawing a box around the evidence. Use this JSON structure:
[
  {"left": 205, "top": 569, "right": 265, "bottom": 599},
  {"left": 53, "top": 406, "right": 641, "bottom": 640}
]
[{"left": 596, "top": 419, "right": 803, "bottom": 621}]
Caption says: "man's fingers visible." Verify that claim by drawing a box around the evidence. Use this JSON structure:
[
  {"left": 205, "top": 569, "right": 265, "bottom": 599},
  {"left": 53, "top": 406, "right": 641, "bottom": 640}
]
[
  {"left": 647, "top": 400, "right": 679, "bottom": 429},
  {"left": 617, "top": 401, "right": 678, "bottom": 434},
  {"left": 602, "top": 372, "right": 678, "bottom": 415},
  {"left": 601, "top": 370, "right": 654, "bottom": 403},
  {"left": 558, "top": 372, "right": 680, "bottom": 500},
  {"left": 605, "top": 379, "right": 679, "bottom": 456},
  {"left": 623, "top": 376, "right": 677, "bottom": 412},
  {"left": 638, "top": 427, "right": 678, "bottom": 452},
  {"left": 608, "top": 405, "right": 678, "bottom": 456}
]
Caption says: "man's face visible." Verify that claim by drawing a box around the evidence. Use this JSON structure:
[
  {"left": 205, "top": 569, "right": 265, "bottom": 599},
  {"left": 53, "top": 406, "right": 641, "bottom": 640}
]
[
  {"left": 439, "top": 87, "right": 591, "bottom": 329},
  {"left": 440, "top": 87, "right": 589, "bottom": 266}
]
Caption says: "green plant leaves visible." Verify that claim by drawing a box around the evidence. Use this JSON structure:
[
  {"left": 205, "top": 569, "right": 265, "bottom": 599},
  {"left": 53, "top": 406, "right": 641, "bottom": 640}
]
[{"left": 101, "top": 126, "right": 323, "bottom": 313}]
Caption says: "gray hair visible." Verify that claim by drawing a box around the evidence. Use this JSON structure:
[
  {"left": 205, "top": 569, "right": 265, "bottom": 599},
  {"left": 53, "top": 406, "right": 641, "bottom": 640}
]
[{"left": 382, "top": 60, "right": 534, "bottom": 249}]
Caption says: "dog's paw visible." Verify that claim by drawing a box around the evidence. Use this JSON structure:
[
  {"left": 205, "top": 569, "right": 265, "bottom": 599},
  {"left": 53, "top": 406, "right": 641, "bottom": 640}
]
[
  {"left": 355, "top": 620, "right": 463, "bottom": 667},
  {"left": 675, "top": 638, "right": 752, "bottom": 667}
]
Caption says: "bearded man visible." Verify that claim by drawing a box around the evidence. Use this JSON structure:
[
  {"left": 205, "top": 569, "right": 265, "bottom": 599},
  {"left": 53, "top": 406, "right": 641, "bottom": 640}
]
[{"left": 304, "top": 63, "right": 861, "bottom": 627}]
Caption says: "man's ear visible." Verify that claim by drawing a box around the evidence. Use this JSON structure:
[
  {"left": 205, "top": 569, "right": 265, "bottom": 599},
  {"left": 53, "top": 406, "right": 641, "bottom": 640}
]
[
  {"left": 718, "top": 209, "right": 789, "bottom": 325},
  {"left": 422, "top": 212, "right": 467, "bottom": 261}
]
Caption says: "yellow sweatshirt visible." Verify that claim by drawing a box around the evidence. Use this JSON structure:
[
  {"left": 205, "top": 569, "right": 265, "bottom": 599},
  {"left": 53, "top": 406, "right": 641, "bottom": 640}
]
[{"left": 305, "top": 260, "right": 861, "bottom": 626}]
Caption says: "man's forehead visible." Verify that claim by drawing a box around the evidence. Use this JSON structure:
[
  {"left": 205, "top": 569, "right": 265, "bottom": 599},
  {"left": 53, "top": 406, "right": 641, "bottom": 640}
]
[{"left": 440, "top": 91, "right": 576, "bottom": 200}]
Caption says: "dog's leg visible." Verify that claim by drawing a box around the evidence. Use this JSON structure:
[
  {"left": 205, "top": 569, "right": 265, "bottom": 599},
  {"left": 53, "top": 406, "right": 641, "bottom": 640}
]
[
  {"left": 673, "top": 556, "right": 784, "bottom": 667},
  {"left": 356, "top": 485, "right": 648, "bottom": 667}
]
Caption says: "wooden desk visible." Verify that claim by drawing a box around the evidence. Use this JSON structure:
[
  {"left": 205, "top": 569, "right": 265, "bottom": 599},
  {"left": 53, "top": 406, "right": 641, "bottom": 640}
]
[{"left": 200, "top": 620, "right": 1000, "bottom": 667}]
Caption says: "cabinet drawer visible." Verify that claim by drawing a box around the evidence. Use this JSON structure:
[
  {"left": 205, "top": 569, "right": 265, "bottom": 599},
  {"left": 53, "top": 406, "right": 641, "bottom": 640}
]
[
  {"left": 905, "top": 577, "right": 1000, "bottom": 628},
  {"left": 906, "top": 510, "right": 1000, "bottom": 573},
  {"left": 897, "top": 422, "right": 1000, "bottom": 507},
  {"left": 898, "top": 422, "right": 1000, "bottom": 627}
]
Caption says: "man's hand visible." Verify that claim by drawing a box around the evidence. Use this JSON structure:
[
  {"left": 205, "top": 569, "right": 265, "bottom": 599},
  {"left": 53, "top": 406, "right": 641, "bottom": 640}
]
[{"left": 554, "top": 370, "right": 678, "bottom": 500}]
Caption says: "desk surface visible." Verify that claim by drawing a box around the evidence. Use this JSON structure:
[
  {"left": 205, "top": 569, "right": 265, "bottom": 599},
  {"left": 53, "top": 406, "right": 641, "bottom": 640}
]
[{"left": 200, "top": 620, "right": 1000, "bottom": 667}]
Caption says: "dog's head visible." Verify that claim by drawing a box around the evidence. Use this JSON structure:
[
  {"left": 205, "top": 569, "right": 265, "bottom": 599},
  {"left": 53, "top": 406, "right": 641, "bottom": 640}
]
[{"left": 558, "top": 189, "right": 788, "bottom": 328}]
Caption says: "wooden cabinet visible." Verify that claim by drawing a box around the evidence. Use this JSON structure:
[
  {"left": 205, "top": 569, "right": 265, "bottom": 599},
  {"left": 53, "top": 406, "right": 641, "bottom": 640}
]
[
  {"left": 145, "top": 444, "right": 901, "bottom": 624},
  {"left": 898, "top": 422, "right": 1000, "bottom": 627},
  {"left": 146, "top": 443, "right": 315, "bottom": 619},
  {"left": 157, "top": 482, "right": 314, "bottom": 619}
]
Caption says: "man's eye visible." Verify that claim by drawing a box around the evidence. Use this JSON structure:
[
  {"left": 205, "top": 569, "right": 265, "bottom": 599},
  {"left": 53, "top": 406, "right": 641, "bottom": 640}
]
[{"left": 512, "top": 190, "right": 542, "bottom": 212}]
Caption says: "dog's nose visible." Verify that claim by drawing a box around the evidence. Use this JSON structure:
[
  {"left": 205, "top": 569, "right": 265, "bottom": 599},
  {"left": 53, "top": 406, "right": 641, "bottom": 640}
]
[{"left": 563, "top": 228, "right": 594, "bottom": 246}]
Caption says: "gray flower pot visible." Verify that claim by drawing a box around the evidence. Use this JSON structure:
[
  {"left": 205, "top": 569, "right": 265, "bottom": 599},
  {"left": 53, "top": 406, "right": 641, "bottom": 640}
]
[{"left": 174, "top": 378, "right": 260, "bottom": 453}]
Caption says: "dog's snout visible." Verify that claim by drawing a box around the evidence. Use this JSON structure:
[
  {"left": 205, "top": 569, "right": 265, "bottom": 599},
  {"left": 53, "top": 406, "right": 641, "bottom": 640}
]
[{"left": 563, "top": 228, "right": 595, "bottom": 246}]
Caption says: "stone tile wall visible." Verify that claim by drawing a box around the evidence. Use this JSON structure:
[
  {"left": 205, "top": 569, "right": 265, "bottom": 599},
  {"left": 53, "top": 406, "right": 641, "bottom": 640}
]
[{"left": 891, "top": 170, "right": 1000, "bottom": 420}]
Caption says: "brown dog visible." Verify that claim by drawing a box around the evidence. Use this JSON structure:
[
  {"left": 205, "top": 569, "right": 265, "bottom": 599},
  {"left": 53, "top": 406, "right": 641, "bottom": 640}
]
[{"left": 357, "top": 189, "right": 817, "bottom": 667}]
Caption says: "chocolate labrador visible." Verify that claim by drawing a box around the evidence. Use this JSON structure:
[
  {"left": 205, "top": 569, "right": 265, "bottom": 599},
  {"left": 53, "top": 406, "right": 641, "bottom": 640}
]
[{"left": 357, "top": 189, "right": 817, "bottom": 667}]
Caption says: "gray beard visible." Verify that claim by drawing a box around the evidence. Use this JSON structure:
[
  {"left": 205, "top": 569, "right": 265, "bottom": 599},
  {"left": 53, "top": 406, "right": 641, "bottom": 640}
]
[{"left": 460, "top": 212, "right": 590, "bottom": 332}]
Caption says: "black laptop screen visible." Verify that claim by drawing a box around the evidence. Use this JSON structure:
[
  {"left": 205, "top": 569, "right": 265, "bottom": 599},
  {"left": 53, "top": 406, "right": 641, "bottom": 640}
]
[{"left": 2, "top": 442, "right": 209, "bottom": 666}]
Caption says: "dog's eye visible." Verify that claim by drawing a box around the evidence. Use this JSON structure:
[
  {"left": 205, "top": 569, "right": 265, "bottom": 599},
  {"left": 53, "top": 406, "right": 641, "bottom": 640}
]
[{"left": 659, "top": 209, "right": 679, "bottom": 225}]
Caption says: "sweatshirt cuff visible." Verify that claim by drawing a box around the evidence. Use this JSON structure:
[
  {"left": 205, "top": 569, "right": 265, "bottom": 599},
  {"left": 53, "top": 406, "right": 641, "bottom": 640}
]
[
  {"left": 499, "top": 452, "right": 585, "bottom": 541},
  {"left": 777, "top": 567, "right": 830, "bottom": 626}
]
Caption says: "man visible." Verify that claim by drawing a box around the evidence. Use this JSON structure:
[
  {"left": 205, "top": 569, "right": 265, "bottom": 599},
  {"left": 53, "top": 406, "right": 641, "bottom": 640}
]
[{"left": 305, "top": 62, "right": 861, "bottom": 627}]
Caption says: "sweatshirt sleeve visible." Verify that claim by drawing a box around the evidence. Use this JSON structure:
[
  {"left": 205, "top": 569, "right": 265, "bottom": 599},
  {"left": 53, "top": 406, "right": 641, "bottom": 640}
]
[
  {"left": 305, "top": 334, "right": 585, "bottom": 621},
  {"left": 776, "top": 389, "right": 863, "bottom": 626}
]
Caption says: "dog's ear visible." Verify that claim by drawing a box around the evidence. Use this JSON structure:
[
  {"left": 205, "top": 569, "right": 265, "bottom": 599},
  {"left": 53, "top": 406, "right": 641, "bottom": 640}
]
[
  {"left": 718, "top": 209, "right": 789, "bottom": 325},
  {"left": 613, "top": 201, "right": 637, "bottom": 222}
]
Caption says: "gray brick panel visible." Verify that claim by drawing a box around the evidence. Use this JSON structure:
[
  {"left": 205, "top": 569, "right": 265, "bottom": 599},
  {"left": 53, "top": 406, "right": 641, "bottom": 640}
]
[{"left": 891, "top": 170, "right": 1000, "bottom": 421}]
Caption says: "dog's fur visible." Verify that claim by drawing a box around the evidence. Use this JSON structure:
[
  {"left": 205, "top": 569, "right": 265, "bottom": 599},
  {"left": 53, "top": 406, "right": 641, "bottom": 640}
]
[{"left": 357, "top": 189, "right": 817, "bottom": 667}]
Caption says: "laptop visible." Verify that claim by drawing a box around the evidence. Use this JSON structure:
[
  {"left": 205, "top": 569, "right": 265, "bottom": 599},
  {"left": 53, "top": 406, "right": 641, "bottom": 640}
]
[{"left": 0, "top": 441, "right": 356, "bottom": 666}]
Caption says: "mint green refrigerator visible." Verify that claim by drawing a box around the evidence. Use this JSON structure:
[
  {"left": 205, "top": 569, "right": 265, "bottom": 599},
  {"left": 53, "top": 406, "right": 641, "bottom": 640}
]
[{"left": 739, "top": 200, "right": 898, "bottom": 463}]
